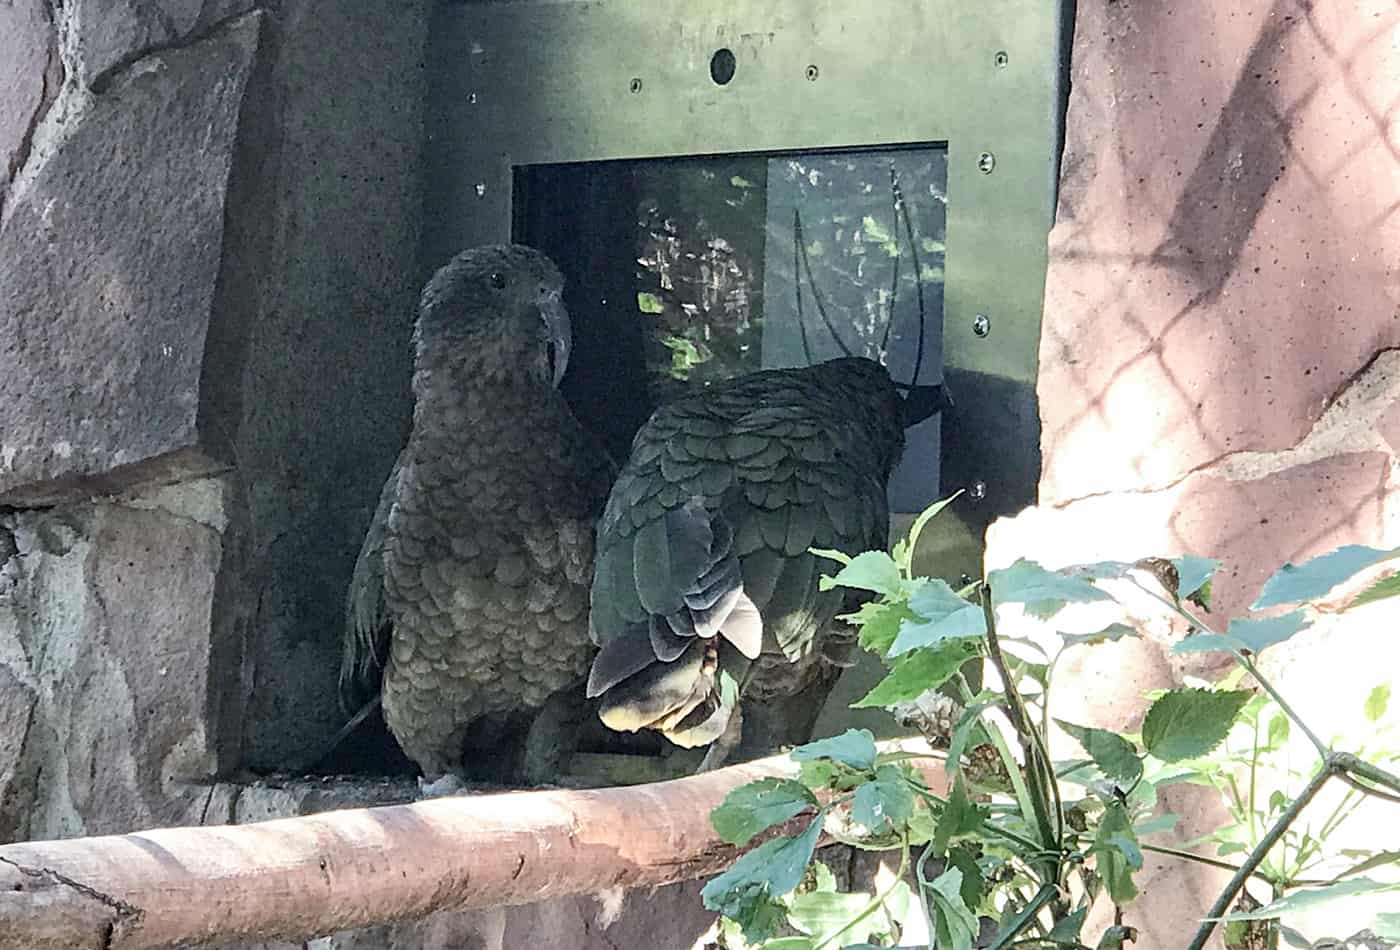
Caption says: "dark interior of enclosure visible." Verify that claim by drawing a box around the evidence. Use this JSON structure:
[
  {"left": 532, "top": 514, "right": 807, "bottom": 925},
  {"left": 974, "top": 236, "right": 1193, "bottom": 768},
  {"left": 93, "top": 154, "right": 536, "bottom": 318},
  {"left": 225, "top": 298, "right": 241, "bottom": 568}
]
[{"left": 515, "top": 144, "right": 950, "bottom": 514}]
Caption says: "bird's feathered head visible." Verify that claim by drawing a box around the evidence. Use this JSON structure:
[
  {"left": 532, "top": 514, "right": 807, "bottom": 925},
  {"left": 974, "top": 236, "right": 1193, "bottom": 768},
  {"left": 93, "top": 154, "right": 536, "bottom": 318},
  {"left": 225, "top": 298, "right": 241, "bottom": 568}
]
[{"left": 414, "top": 244, "right": 572, "bottom": 391}]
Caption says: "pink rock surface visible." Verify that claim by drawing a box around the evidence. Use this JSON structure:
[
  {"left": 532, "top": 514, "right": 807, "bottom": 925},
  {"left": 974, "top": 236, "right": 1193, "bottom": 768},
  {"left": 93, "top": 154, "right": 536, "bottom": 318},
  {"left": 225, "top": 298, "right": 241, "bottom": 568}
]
[{"left": 1040, "top": 0, "right": 1400, "bottom": 505}]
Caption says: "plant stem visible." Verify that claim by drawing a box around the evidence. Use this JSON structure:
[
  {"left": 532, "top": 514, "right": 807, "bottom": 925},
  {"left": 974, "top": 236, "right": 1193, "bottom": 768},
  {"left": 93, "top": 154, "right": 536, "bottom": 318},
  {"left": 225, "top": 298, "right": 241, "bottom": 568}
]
[
  {"left": 1185, "top": 760, "right": 1336, "bottom": 950},
  {"left": 986, "top": 883, "right": 1060, "bottom": 950},
  {"left": 1140, "top": 843, "right": 1327, "bottom": 886},
  {"left": 1237, "top": 655, "right": 1329, "bottom": 759},
  {"left": 981, "top": 586, "right": 1062, "bottom": 867},
  {"left": 1336, "top": 750, "right": 1400, "bottom": 798}
]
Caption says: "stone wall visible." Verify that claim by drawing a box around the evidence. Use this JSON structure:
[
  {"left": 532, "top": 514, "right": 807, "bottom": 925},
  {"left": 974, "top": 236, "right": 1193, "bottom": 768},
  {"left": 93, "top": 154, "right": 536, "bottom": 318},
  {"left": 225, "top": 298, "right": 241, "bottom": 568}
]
[
  {"left": 0, "top": 0, "right": 427, "bottom": 845},
  {"left": 983, "top": 0, "right": 1400, "bottom": 943}
]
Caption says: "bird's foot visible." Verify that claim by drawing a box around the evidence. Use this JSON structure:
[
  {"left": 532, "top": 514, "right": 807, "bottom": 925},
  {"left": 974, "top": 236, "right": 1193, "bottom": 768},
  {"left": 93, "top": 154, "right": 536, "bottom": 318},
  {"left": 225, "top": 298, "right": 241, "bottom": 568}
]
[{"left": 695, "top": 707, "right": 744, "bottom": 773}]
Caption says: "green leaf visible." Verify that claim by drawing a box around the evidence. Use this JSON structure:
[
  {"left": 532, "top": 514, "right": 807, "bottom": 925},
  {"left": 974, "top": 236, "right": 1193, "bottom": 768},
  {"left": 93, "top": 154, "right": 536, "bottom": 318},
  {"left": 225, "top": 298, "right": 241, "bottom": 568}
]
[
  {"left": 1142, "top": 688, "right": 1252, "bottom": 762},
  {"left": 1171, "top": 610, "right": 1310, "bottom": 657},
  {"left": 1091, "top": 801, "right": 1140, "bottom": 904},
  {"left": 1046, "top": 907, "right": 1087, "bottom": 942},
  {"left": 1215, "top": 877, "right": 1400, "bottom": 921},
  {"left": 792, "top": 729, "right": 877, "bottom": 770},
  {"left": 928, "top": 867, "right": 980, "bottom": 950},
  {"left": 1095, "top": 926, "right": 1140, "bottom": 950},
  {"left": 932, "top": 776, "right": 986, "bottom": 856},
  {"left": 711, "top": 778, "right": 818, "bottom": 845},
  {"left": 787, "top": 891, "right": 877, "bottom": 945},
  {"left": 635, "top": 291, "right": 666, "bottom": 314},
  {"left": 810, "top": 548, "right": 851, "bottom": 566},
  {"left": 1134, "top": 813, "right": 1180, "bottom": 836},
  {"left": 852, "top": 638, "right": 982, "bottom": 708},
  {"left": 1376, "top": 912, "right": 1400, "bottom": 940},
  {"left": 1266, "top": 711, "right": 1291, "bottom": 749},
  {"left": 843, "top": 601, "right": 918, "bottom": 656},
  {"left": 947, "top": 845, "right": 984, "bottom": 908},
  {"left": 1253, "top": 544, "right": 1400, "bottom": 609},
  {"left": 988, "top": 559, "right": 1113, "bottom": 617},
  {"left": 1352, "top": 573, "right": 1400, "bottom": 609},
  {"left": 1226, "top": 611, "right": 1311, "bottom": 654},
  {"left": 1365, "top": 682, "right": 1392, "bottom": 723},
  {"left": 903, "top": 491, "right": 964, "bottom": 564},
  {"left": 1055, "top": 719, "right": 1143, "bottom": 786},
  {"left": 1174, "top": 555, "right": 1220, "bottom": 603},
  {"left": 756, "top": 939, "right": 815, "bottom": 950},
  {"left": 798, "top": 758, "right": 866, "bottom": 793},
  {"left": 889, "top": 581, "right": 985, "bottom": 656},
  {"left": 852, "top": 764, "right": 915, "bottom": 832},
  {"left": 820, "top": 551, "right": 902, "bottom": 596},
  {"left": 1061, "top": 622, "right": 1136, "bottom": 648},
  {"left": 701, "top": 819, "right": 823, "bottom": 919}
]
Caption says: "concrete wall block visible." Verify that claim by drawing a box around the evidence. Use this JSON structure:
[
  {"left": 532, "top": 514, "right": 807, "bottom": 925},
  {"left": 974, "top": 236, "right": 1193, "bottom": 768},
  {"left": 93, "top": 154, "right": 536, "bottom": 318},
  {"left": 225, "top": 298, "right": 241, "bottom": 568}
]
[
  {"left": 1040, "top": 0, "right": 1400, "bottom": 505},
  {"left": 0, "top": 12, "right": 264, "bottom": 505}
]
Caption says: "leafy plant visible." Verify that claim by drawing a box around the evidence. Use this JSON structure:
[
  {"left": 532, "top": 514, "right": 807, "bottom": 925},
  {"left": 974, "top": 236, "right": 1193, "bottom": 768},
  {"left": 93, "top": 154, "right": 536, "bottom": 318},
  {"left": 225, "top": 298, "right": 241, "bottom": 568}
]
[{"left": 701, "top": 498, "right": 1400, "bottom": 949}]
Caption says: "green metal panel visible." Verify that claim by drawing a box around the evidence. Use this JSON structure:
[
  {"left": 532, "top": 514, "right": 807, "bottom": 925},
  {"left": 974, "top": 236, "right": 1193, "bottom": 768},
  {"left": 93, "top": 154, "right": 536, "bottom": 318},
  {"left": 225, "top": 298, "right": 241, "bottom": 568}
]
[{"left": 426, "top": 0, "right": 1059, "bottom": 580}]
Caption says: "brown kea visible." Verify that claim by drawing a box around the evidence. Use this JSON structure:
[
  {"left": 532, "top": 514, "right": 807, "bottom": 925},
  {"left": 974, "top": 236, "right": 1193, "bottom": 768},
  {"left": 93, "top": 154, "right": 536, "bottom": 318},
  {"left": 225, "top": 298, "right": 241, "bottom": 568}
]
[{"left": 343, "top": 245, "right": 614, "bottom": 786}]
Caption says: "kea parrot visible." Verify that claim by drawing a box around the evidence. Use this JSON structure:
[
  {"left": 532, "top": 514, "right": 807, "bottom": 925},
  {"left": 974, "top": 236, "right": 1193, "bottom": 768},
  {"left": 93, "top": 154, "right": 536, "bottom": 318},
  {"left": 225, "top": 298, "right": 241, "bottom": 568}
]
[
  {"left": 343, "top": 244, "right": 614, "bottom": 787},
  {"left": 585, "top": 356, "right": 949, "bottom": 766}
]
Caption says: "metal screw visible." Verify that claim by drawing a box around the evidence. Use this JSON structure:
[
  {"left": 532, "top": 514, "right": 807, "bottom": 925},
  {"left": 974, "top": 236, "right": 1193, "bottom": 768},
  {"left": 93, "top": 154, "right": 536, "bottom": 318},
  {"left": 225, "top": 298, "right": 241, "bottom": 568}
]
[
  {"left": 994, "top": 50, "right": 1009, "bottom": 68},
  {"left": 972, "top": 313, "right": 991, "bottom": 337},
  {"left": 805, "top": 64, "right": 819, "bottom": 81},
  {"left": 474, "top": 183, "right": 487, "bottom": 198},
  {"left": 468, "top": 92, "right": 478, "bottom": 104},
  {"left": 977, "top": 151, "right": 996, "bottom": 174},
  {"left": 970, "top": 481, "right": 987, "bottom": 501},
  {"left": 629, "top": 77, "right": 643, "bottom": 94},
  {"left": 960, "top": 573, "right": 974, "bottom": 587}
]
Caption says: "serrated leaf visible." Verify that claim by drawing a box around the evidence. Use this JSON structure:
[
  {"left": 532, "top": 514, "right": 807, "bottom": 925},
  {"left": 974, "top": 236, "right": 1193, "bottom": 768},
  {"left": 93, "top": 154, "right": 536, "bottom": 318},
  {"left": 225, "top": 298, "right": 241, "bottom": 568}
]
[
  {"left": 932, "top": 776, "right": 986, "bottom": 856},
  {"left": 1046, "top": 907, "right": 1087, "bottom": 942},
  {"left": 821, "top": 551, "right": 902, "bottom": 596},
  {"left": 890, "top": 581, "right": 985, "bottom": 656},
  {"left": 711, "top": 778, "right": 818, "bottom": 845},
  {"left": 947, "top": 845, "right": 984, "bottom": 908},
  {"left": 810, "top": 548, "right": 851, "bottom": 566},
  {"left": 1056, "top": 719, "right": 1143, "bottom": 786},
  {"left": 1172, "top": 611, "right": 1310, "bottom": 658},
  {"left": 1061, "top": 622, "right": 1136, "bottom": 647},
  {"left": 1365, "top": 682, "right": 1392, "bottom": 723},
  {"left": 1225, "top": 611, "right": 1311, "bottom": 654},
  {"left": 786, "top": 890, "right": 876, "bottom": 945},
  {"left": 701, "top": 819, "right": 823, "bottom": 919},
  {"left": 1215, "top": 877, "right": 1400, "bottom": 921},
  {"left": 798, "top": 758, "right": 865, "bottom": 793},
  {"left": 792, "top": 729, "right": 877, "bottom": 770},
  {"left": 1253, "top": 544, "right": 1400, "bottom": 609},
  {"left": 852, "top": 764, "right": 915, "bottom": 832},
  {"left": 844, "top": 601, "right": 918, "bottom": 656},
  {"left": 989, "top": 559, "right": 1113, "bottom": 616},
  {"left": 1091, "top": 801, "right": 1140, "bottom": 904},
  {"left": 852, "top": 638, "right": 982, "bottom": 708},
  {"left": 928, "top": 867, "right": 979, "bottom": 950},
  {"left": 1352, "top": 573, "right": 1400, "bottom": 609},
  {"left": 1174, "top": 555, "right": 1221, "bottom": 602},
  {"left": 1142, "top": 688, "right": 1252, "bottom": 762}
]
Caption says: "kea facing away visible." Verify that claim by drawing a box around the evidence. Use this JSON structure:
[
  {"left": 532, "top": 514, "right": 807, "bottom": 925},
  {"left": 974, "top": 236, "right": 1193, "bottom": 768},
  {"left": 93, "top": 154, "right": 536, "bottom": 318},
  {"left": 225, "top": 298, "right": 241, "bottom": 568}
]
[
  {"left": 344, "top": 245, "right": 614, "bottom": 786},
  {"left": 586, "top": 356, "right": 947, "bottom": 766}
]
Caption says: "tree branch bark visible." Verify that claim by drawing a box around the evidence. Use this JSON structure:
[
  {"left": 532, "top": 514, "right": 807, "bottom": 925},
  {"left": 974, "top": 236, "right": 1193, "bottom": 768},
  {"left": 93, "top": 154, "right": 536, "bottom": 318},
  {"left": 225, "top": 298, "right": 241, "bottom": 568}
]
[{"left": 0, "top": 744, "right": 949, "bottom": 949}]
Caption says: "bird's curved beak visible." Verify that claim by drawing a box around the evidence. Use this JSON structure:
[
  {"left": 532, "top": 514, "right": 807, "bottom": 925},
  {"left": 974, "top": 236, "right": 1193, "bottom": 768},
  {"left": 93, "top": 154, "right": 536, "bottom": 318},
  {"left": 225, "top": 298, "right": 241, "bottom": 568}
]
[{"left": 541, "top": 292, "right": 571, "bottom": 388}]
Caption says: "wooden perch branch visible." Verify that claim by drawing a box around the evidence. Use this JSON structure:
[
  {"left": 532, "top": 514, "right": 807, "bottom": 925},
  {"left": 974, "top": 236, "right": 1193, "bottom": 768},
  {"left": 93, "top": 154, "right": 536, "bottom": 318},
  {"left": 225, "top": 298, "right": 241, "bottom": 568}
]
[{"left": 0, "top": 743, "right": 949, "bottom": 949}]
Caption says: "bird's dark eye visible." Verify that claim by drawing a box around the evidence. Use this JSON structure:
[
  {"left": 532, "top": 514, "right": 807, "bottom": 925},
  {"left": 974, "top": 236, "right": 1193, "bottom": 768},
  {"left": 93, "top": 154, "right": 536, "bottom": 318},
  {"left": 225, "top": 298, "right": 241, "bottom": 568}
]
[{"left": 489, "top": 272, "right": 507, "bottom": 290}]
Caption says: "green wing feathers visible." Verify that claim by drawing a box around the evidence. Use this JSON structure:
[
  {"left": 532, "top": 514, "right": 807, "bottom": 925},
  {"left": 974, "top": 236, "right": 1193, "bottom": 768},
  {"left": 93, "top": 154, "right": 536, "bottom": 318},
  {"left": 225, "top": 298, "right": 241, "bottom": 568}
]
[{"left": 587, "top": 357, "right": 906, "bottom": 750}]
